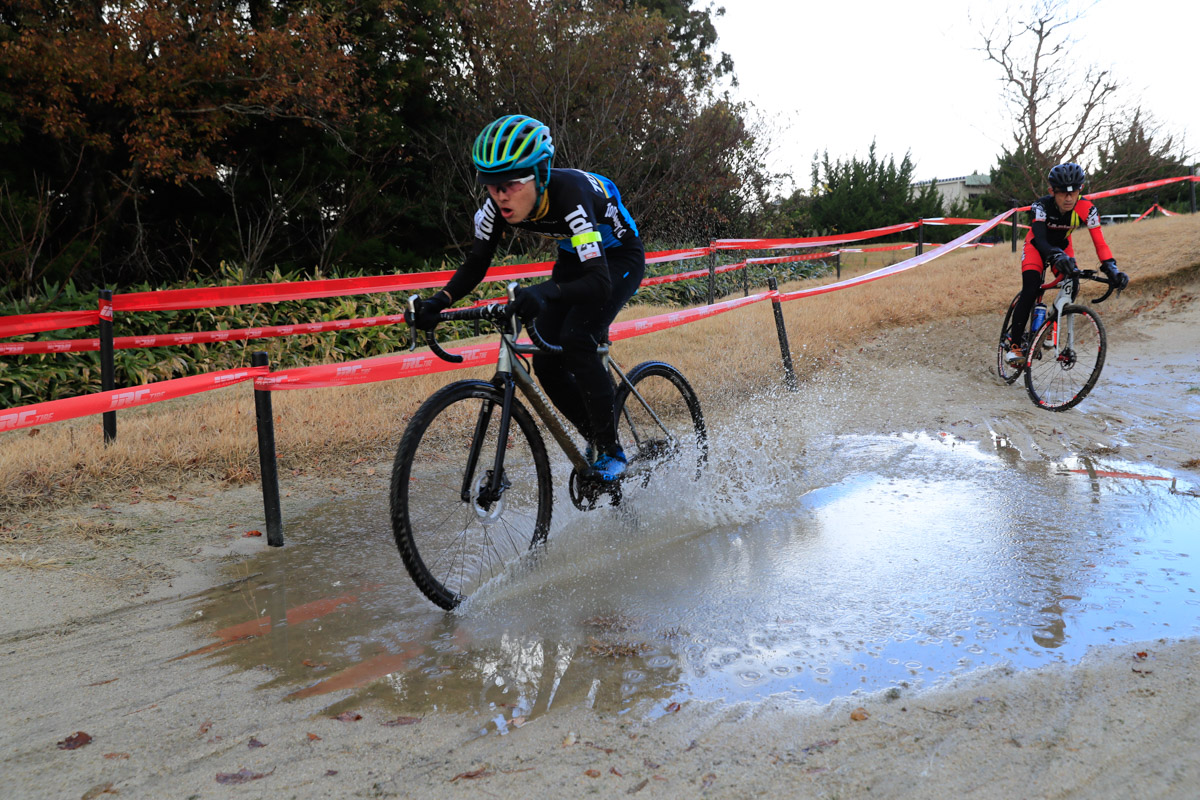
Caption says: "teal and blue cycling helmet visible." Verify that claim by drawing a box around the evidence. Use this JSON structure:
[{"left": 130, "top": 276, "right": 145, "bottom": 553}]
[{"left": 472, "top": 115, "right": 554, "bottom": 193}]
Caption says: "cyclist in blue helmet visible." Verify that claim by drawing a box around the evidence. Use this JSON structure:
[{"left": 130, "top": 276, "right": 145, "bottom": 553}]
[{"left": 412, "top": 114, "right": 645, "bottom": 483}]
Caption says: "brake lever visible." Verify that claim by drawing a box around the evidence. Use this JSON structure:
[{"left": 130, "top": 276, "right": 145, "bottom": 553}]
[{"left": 405, "top": 294, "right": 420, "bottom": 351}]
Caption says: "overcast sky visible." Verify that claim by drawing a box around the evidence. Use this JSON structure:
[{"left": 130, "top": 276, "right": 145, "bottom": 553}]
[{"left": 713, "top": 0, "right": 1198, "bottom": 190}]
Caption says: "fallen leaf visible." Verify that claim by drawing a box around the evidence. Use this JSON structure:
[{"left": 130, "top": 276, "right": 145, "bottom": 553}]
[
  {"left": 244, "top": 530, "right": 262, "bottom": 537},
  {"left": 562, "top": 731, "right": 578, "bottom": 747},
  {"left": 664, "top": 702, "right": 681, "bottom": 713},
  {"left": 102, "top": 753, "right": 130, "bottom": 760},
  {"left": 850, "top": 707, "right": 870, "bottom": 721},
  {"left": 307, "top": 733, "right": 321, "bottom": 741},
  {"left": 247, "top": 737, "right": 265, "bottom": 748},
  {"left": 302, "top": 659, "right": 330, "bottom": 668},
  {"left": 215, "top": 768, "right": 274, "bottom": 785},
  {"left": 451, "top": 767, "right": 494, "bottom": 781},
  {"left": 324, "top": 770, "right": 338, "bottom": 776},
  {"left": 1135, "top": 651, "right": 1148, "bottom": 661},
  {"left": 701, "top": 773, "right": 717, "bottom": 789},
  {"left": 57, "top": 732, "right": 92, "bottom": 750},
  {"left": 198, "top": 720, "right": 212, "bottom": 735},
  {"left": 628, "top": 778, "right": 649, "bottom": 794},
  {"left": 610, "top": 766, "right": 624, "bottom": 777},
  {"left": 382, "top": 716, "right": 421, "bottom": 727},
  {"left": 585, "top": 769, "right": 601, "bottom": 778},
  {"left": 334, "top": 711, "right": 362, "bottom": 722}
]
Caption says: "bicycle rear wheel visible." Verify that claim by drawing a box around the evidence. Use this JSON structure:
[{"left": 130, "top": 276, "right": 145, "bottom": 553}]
[
  {"left": 996, "top": 292, "right": 1023, "bottom": 384},
  {"left": 390, "top": 380, "right": 552, "bottom": 609},
  {"left": 1023, "top": 304, "right": 1107, "bottom": 411},
  {"left": 614, "top": 361, "right": 707, "bottom": 482}
]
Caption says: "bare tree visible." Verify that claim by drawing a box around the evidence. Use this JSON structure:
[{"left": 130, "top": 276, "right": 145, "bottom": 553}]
[{"left": 982, "top": 0, "right": 1118, "bottom": 195}]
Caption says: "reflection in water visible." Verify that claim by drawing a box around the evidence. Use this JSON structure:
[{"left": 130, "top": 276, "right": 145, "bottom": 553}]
[{"left": 181, "top": 426, "right": 1200, "bottom": 732}]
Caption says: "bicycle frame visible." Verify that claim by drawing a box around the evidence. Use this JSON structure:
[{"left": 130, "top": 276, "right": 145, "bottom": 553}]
[
  {"left": 491, "top": 323, "right": 677, "bottom": 476},
  {"left": 409, "top": 282, "right": 693, "bottom": 511},
  {"left": 1043, "top": 277, "right": 1077, "bottom": 355}
]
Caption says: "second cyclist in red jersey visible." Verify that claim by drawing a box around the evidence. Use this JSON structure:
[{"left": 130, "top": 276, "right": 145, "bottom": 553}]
[{"left": 1006, "top": 162, "right": 1129, "bottom": 365}]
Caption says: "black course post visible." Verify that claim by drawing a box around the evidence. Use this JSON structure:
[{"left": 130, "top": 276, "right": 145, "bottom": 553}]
[
  {"left": 767, "top": 277, "right": 797, "bottom": 392},
  {"left": 1154, "top": 194, "right": 1160, "bottom": 217},
  {"left": 1191, "top": 165, "right": 1197, "bottom": 214},
  {"left": 251, "top": 351, "right": 284, "bottom": 547},
  {"left": 916, "top": 220, "right": 924, "bottom": 256},
  {"left": 1010, "top": 199, "right": 1018, "bottom": 253},
  {"left": 835, "top": 250, "right": 841, "bottom": 279},
  {"left": 99, "top": 290, "right": 116, "bottom": 444},
  {"left": 706, "top": 250, "right": 716, "bottom": 306}
]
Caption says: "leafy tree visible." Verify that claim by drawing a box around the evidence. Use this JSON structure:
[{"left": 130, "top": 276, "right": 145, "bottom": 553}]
[
  {"left": 1, "top": 0, "right": 765, "bottom": 302},
  {"left": 417, "top": 0, "right": 769, "bottom": 251},
  {"left": 627, "top": 0, "right": 734, "bottom": 89},
  {"left": 1, "top": 0, "right": 362, "bottom": 297},
  {"left": 808, "top": 142, "right": 942, "bottom": 236}
]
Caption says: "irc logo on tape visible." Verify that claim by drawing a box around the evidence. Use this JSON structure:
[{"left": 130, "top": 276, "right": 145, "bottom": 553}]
[
  {"left": 110, "top": 389, "right": 151, "bottom": 408},
  {"left": 0, "top": 409, "right": 39, "bottom": 431}
]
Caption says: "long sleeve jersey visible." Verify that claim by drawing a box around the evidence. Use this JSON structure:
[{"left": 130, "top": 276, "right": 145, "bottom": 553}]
[
  {"left": 443, "top": 168, "right": 641, "bottom": 305},
  {"left": 1024, "top": 194, "right": 1114, "bottom": 263}
]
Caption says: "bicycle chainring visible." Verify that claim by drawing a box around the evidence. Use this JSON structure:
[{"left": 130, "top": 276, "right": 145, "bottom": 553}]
[{"left": 569, "top": 468, "right": 622, "bottom": 510}]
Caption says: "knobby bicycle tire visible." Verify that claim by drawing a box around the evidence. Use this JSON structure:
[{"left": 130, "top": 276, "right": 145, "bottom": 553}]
[
  {"left": 613, "top": 361, "right": 708, "bottom": 482},
  {"left": 1023, "top": 304, "right": 1107, "bottom": 411},
  {"left": 390, "top": 380, "right": 553, "bottom": 609},
  {"left": 996, "top": 292, "right": 1024, "bottom": 384}
]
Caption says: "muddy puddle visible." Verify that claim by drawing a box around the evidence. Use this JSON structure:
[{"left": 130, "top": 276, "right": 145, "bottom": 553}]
[{"left": 179, "top": 427, "right": 1200, "bottom": 735}]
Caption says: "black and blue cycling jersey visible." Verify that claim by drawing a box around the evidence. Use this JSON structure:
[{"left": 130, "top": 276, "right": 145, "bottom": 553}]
[{"left": 444, "top": 168, "right": 642, "bottom": 305}]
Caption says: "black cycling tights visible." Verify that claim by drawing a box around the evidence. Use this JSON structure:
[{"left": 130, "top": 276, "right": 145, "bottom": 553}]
[
  {"left": 1010, "top": 269, "right": 1047, "bottom": 348},
  {"left": 531, "top": 246, "right": 645, "bottom": 456}
]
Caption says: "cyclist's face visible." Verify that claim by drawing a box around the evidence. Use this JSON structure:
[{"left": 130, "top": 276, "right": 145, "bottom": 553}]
[
  {"left": 486, "top": 178, "right": 537, "bottom": 223},
  {"left": 1052, "top": 189, "right": 1081, "bottom": 213}
]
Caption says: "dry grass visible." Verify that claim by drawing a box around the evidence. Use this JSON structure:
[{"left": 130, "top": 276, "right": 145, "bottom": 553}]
[
  {"left": 3, "top": 214, "right": 1197, "bottom": 514},
  {"left": 0, "top": 551, "right": 64, "bottom": 570}
]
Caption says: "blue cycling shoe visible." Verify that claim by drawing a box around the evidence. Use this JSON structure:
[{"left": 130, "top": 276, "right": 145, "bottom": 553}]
[{"left": 590, "top": 448, "right": 627, "bottom": 483}]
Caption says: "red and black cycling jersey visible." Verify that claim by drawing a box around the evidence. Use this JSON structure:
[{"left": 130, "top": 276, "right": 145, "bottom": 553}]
[
  {"left": 444, "top": 168, "right": 641, "bottom": 305},
  {"left": 1024, "top": 194, "right": 1113, "bottom": 264}
]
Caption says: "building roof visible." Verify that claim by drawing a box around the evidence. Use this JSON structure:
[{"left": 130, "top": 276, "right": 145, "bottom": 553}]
[{"left": 911, "top": 171, "right": 991, "bottom": 188}]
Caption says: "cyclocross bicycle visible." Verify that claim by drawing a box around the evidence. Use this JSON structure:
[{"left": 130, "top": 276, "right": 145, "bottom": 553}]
[
  {"left": 996, "top": 259, "right": 1123, "bottom": 411},
  {"left": 390, "top": 284, "right": 708, "bottom": 609}
]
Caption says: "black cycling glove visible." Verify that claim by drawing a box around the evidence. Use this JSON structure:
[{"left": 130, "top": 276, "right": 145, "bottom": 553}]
[
  {"left": 1050, "top": 250, "right": 1077, "bottom": 277},
  {"left": 413, "top": 293, "right": 451, "bottom": 330},
  {"left": 510, "top": 281, "right": 560, "bottom": 320},
  {"left": 1099, "top": 259, "right": 1129, "bottom": 290}
]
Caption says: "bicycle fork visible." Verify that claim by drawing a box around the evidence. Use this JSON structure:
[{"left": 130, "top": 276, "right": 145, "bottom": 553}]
[{"left": 459, "top": 378, "right": 517, "bottom": 510}]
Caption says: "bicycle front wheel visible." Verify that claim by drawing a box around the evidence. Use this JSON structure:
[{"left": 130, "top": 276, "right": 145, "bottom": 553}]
[
  {"left": 996, "top": 292, "right": 1023, "bottom": 384},
  {"left": 614, "top": 361, "right": 707, "bottom": 482},
  {"left": 390, "top": 380, "right": 553, "bottom": 609},
  {"left": 1023, "top": 305, "right": 1107, "bottom": 411}
]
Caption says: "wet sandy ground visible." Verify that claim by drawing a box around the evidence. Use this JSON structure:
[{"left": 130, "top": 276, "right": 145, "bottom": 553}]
[{"left": 2, "top": 279, "right": 1198, "bottom": 798}]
